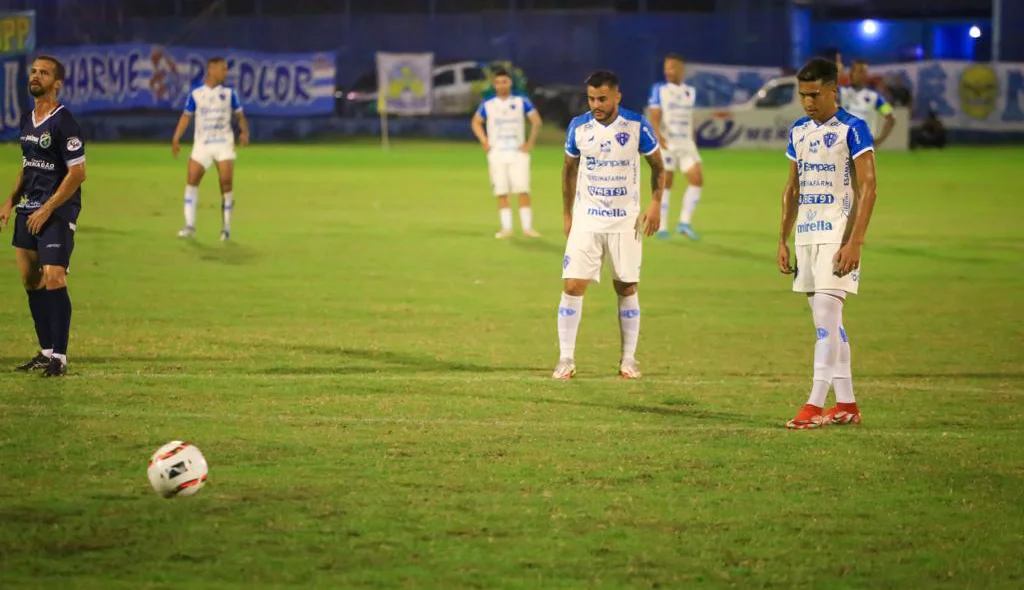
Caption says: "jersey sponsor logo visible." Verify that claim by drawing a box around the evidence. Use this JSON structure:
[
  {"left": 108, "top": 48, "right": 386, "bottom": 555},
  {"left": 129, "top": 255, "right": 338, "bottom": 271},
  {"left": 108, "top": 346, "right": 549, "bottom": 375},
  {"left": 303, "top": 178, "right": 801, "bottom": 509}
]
[
  {"left": 586, "top": 207, "right": 628, "bottom": 218},
  {"left": 615, "top": 131, "right": 630, "bottom": 146},
  {"left": 66, "top": 137, "right": 83, "bottom": 151},
  {"left": 800, "top": 179, "right": 834, "bottom": 188},
  {"left": 585, "top": 157, "right": 630, "bottom": 171},
  {"left": 796, "top": 220, "right": 834, "bottom": 234},
  {"left": 23, "top": 158, "right": 55, "bottom": 171},
  {"left": 587, "top": 186, "right": 628, "bottom": 197},
  {"left": 600, "top": 140, "right": 612, "bottom": 154},
  {"left": 39, "top": 132, "right": 51, "bottom": 149},
  {"left": 843, "top": 160, "right": 851, "bottom": 186},
  {"left": 852, "top": 125, "right": 863, "bottom": 145},
  {"left": 824, "top": 132, "right": 839, "bottom": 148},
  {"left": 21, "top": 134, "right": 40, "bottom": 144},
  {"left": 798, "top": 194, "right": 835, "bottom": 205},
  {"left": 801, "top": 161, "right": 836, "bottom": 173},
  {"left": 809, "top": 139, "right": 821, "bottom": 154},
  {"left": 586, "top": 174, "right": 627, "bottom": 183}
]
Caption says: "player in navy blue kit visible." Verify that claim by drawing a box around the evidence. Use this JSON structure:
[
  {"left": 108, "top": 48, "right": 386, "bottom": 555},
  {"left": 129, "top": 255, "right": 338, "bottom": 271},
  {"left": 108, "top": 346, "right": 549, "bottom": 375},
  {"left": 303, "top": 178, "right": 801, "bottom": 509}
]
[{"left": 0, "top": 56, "right": 86, "bottom": 377}]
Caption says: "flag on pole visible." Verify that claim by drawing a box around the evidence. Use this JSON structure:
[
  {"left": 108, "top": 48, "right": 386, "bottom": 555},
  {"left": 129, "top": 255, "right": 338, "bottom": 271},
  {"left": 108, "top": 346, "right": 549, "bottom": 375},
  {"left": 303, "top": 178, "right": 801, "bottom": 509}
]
[{"left": 375, "top": 52, "right": 434, "bottom": 115}]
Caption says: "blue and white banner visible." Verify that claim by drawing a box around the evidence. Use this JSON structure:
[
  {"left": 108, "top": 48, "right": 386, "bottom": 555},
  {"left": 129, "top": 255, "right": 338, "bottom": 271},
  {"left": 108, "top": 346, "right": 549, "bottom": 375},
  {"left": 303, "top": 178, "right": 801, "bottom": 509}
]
[
  {"left": 872, "top": 60, "right": 1024, "bottom": 132},
  {"left": 685, "top": 63, "right": 783, "bottom": 108},
  {"left": 40, "top": 44, "right": 336, "bottom": 116},
  {"left": 0, "top": 54, "right": 26, "bottom": 141}
]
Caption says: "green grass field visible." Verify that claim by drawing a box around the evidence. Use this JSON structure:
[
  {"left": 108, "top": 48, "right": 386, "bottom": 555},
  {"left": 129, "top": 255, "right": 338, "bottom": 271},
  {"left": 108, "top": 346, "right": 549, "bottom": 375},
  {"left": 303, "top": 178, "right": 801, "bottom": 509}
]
[{"left": 0, "top": 142, "right": 1022, "bottom": 589}]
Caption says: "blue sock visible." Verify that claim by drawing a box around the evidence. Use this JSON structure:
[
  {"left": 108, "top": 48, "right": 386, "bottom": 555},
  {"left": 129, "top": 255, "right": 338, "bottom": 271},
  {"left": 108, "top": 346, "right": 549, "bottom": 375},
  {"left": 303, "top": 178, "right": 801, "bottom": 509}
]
[
  {"left": 27, "top": 289, "right": 52, "bottom": 352},
  {"left": 46, "top": 287, "right": 72, "bottom": 357}
]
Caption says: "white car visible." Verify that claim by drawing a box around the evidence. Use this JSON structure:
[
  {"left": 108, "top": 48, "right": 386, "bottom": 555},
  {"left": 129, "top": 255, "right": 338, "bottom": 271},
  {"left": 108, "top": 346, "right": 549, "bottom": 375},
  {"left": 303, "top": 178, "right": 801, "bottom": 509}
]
[{"left": 342, "top": 60, "right": 492, "bottom": 117}]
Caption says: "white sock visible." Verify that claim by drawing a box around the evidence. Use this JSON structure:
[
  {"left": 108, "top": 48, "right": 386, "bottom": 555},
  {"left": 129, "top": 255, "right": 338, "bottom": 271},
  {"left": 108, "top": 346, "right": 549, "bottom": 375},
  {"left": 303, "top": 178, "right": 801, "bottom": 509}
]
[
  {"left": 617, "top": 294, "right": 640, "bottom": 360},
  {"left": 833, "top": 325, "right": 856, "bottom": 404},
  {"left": 184, "top": 185, "right": 199, "bottom": 228},
  {"left": 41, "top": 348, "right": 53, "bottom": 358},
  {"left": 52, "top": 352, "right": 67, "bottom": 366},
  {"left": 519, "top": 206, "right": 532, "bottom": 231},
  {"left": 680, "top": 185, "right": 701, "bottom": 224},
  {"left": 499, "top": 207, "right": 513, "bottom": 231},
  {"left": 557, "top": 293, "right": 583, "bottom": 360},
  {"left": 222, "top": 192, "right": 233, "bottom": 232},
  {"left": 807, "top": 292, "right": 843, "bottom": 407},
  {"left": 659, "top": 189, "right": 672, "bottom": 232}
]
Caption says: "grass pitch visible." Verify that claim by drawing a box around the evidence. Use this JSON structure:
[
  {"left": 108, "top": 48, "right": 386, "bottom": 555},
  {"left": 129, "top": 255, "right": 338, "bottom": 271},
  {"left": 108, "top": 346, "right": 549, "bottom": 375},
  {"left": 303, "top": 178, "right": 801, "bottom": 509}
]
[{"left": 0, "top": 143, "right": 1022, "bottom": 589}]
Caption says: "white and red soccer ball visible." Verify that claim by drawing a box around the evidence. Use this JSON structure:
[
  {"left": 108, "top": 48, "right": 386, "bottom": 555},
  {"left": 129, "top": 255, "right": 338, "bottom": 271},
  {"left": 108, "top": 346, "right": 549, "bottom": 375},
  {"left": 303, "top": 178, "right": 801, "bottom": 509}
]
[{"left": 147, "top": 441, "right": 208, "bottom": 498}]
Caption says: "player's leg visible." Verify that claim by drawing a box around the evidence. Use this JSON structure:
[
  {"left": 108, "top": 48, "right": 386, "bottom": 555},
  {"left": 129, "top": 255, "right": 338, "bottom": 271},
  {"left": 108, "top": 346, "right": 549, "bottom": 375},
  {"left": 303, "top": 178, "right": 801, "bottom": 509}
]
[
  {"left": 489, "top": 158, "right": 513, "bottom": 238},
  {"left": 608, "top": 232, "right": 643, "bottom": 378},
  {"left": 677, "top": 157, "right": 703, "bottom": 239},
  {"left": 787, "top": 245, "right": 825, "bottom": 428},
  {"left": 657, "top": 155, "right": 675, "bottom": 238},
  {"left": 823, "top": 258, "right": 862, "bottom": 425},
  {"left": 13, "top": 218, "right": 50, "bottom": 370},
  {"left": 36, "top": 218, "right": 75, "bottom": 377},
  {"left": 555, "top": 231, "right": 603, "bottom": 378},
  {"left": 514, "top": 153, "right": 539, "bottom": 237},
  {"left": 179, "top": 156, "right": 208, "bottom": 237},
  {"left": 215, "top": 157, "right": 235, "bottom": 241}
]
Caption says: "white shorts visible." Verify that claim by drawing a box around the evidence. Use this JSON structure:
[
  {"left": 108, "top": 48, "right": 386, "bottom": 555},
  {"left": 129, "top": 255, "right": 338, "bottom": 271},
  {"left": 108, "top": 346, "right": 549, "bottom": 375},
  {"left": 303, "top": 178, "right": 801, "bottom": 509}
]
[
  {"left": 664, "top": 149, "right": 701, "bottom": 174},
  {"left": 488, "top": 152, "right": 530, "bottom": 196},
  {"left": 793, "top": 243, "right": 860, "bottom": 295},
  {"left": 562, "top": 230, "right": 642, "bottom": 284},
  {"left": 190, "top": 142, "right": 237, "bottom": 170}
]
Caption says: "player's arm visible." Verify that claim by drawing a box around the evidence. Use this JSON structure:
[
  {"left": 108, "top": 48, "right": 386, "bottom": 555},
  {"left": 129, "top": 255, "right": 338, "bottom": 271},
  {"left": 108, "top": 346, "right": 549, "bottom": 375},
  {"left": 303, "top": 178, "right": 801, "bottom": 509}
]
[
  {"left": 647, "top": 107, "right": 665, "bottom": 148},
  {"left": 835, "top": 120, "right": 877, "bottom": 276},
  {"left": 562, "top": 153, "right": 579, "bottom": 237},
  {"left": 874, "top": 97, "right": 895, "bottom": 146},
  {"left": 471, "top": 103, "right": 489, "bottom": 152},
  {"left": 232, "top": 90, "right": 249, "bottom": 146},
  {"left": 26, "top": 120, "right": 87, "bottom": 234},
  {"left": 0, "top": 168, "right": 24, "bottom": 231},
  {"left": 639, "top": 118, "right": 664, "bottom": 237},
  {"left": 523, "top": 109, "right": 542, "bottom": 152},
  {"left": 171, "top": 112, "right": 192, "bottom": 158},
  {"left": 777, "top": 159, "right": 799, "bottom": 274}
]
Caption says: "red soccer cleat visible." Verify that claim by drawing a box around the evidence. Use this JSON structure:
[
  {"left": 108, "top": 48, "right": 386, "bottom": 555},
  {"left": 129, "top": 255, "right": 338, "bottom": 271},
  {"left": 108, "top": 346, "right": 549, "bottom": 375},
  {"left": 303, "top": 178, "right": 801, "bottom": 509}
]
[
  {"left": 823, "top": 403, "right": 862, "bottom": 426},
  {"left": 786, "top": 404, "right": 824, "bottom": 430}
]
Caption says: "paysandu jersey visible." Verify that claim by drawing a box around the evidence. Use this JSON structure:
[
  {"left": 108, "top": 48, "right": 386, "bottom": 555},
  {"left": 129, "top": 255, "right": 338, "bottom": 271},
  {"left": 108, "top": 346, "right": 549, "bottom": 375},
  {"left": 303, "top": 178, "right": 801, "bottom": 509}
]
[
  {"left": 839, "top": 86, "right": 892, "bottom": 135},
  {"left": 647, "top": 81, "right": 697, "bottom": 151},
  {"left": 184, "top": 84, "right": 242, "bottom": 145},
  {"left": 565, "top": 108, "right": 659, "bottom": 233},
  {"left": 786, "top": 108, "right": 874, "bottom": 246},
  {"left": 476, "top": 94, "right": 535, "bottom": 159},
  {"left": 17, "top": 105, "right": 86, "bottom": 223}
]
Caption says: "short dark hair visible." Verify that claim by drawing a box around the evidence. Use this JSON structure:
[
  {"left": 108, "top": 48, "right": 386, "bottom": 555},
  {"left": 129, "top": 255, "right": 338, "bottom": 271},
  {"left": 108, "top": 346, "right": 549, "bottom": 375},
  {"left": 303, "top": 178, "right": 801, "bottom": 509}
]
[
  {"left": 491, "top": 68, "right": 512, "bottom": 80},
  {"left": 664, "top": 53, "right": 684, "bottom": 63},
  {"left": 33, "top": 55, "right": 65, "bottom": 81},
  {"left": 208, "top": 56, "right": 226, "bottom": 65},
  {"left": 796, "top": 57, "right": 838, "bottom": 85},
  {"left": 585, "top": 70, "right": 618, "bottom": 89}
]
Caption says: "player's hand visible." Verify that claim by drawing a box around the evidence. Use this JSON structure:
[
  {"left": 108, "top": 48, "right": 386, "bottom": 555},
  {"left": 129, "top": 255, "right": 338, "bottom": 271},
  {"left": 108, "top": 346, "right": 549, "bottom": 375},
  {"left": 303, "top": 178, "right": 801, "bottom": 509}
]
[
  {"left": 481, "top": 140, "right": 490, "bottom": 153},
  {"left": 642, "top": 201, "right": 661, "bottom": 237},
  {"left": 171, "top": 140, "right": 181, "bottom": 159},
  {"left": 833, "top": 241, "right": 862, "bottom": 277},
  {"left": 26, "top": 204, "right": 53, "bottom": 235},
  {"left": 563, "top": 214, "right": 572, "bottom": 237},
  {"left": 239, "top": 131, "right": 250, "bottom": 147},
  {"left": 0, "top": 203, "right": 11, "bottom": 232},
  {"left": 519, "top": 144, "right": 532, "bottom": 153},
  {"left": 778, "top": 242, "right": 794, "bottom": 274}
]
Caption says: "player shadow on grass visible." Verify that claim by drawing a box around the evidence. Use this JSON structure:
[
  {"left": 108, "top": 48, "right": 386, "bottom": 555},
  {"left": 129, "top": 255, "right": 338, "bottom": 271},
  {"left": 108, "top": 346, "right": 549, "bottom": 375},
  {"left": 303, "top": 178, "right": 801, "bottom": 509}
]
[
  {"left": 185, "top": 240, "right": 261, "bottom": 265},
  {"left": 255, "top": 345, "right": 539, "bottom": 375}
]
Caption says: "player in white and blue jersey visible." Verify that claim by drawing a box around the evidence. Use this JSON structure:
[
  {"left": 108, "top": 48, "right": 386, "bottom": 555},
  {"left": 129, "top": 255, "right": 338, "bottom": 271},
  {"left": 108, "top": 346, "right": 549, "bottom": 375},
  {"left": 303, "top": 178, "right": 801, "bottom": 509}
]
[
  {"left": 553, "top": 71, "right": 665, "bottom": 380},
  {"left": 647, "top": 54, "right": 703, "bottom": 240},
  {"left": 839, "top": 60, "right": 895, "bottom": 146},
  {"left": 777, "top": 58, "right": 878, "bottom": 429},
  {"left": 470, "top": 69, "right": 543, "bottom": 238},
  {"left": 171, "top": 57, "right": 250, "bottom": 241},
  {"left": 0, "top": 56, "right": 86, "bottom": 377}
]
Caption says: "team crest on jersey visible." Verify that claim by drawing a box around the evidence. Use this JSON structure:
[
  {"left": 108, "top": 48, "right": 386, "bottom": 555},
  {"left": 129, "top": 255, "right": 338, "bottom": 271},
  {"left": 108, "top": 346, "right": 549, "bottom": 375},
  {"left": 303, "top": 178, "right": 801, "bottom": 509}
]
[
  {"left": 823, "top": 132, "right": 839, "bottom": 148},
  {"left": 39, "top": 132, "right": 51, "bottom": 149},
  {"left": 615, "top": 132, "right": 629, "bottom": 146},
  {"left": 219, "top": 92, "right": 226, "bottom": 101}
]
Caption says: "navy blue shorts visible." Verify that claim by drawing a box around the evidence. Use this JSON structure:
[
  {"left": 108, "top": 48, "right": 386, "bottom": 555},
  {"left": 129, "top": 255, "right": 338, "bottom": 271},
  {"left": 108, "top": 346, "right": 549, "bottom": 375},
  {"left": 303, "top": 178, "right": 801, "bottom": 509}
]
[{"left": 11, "top": 213, "right": 76, "bottom": 267}]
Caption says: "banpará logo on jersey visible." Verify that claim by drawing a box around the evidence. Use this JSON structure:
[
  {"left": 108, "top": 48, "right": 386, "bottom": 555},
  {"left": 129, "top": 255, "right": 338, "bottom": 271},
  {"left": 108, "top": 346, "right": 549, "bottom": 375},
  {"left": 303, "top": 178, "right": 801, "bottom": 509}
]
[
  {"left": 585, "top": 157, "right": 630, "bottom": 171},
  {"left": 66, "top": 137, "right": 82, "bottom": 151},
  {"left": 615, "top": 132, "right": 630, "bottom": 146},
  {"left": 587, "top": 186, "right": 628, "bottom": 197},
  {"left": 586, "top": 207, "right": 628, "bottom": 218},
  {"left": 801, "top": 161, "right": 836, "bottom": 173},
  {"left": 824, "top": 132, "right": 838, "bottom": 148},
  {"left": 39, "top": 132, "right": 51, "bottom": 149},
  {"left": 798, "top": 194, "right": 835, "bottom": 205}
]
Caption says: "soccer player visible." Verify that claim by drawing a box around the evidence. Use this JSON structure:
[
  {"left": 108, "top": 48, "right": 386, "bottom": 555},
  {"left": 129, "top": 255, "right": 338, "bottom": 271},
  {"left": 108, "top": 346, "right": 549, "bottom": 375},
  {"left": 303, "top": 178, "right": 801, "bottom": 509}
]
[
  {"left": 171, "top": 56, "right": 250, "bottom": 241},
  {"left": 553, "top": 70, "right": 664, "bottom": 379},
  {"left": 470, "top": 69, "right": 543, "bottom": 238},
  {"left": 777, "top": 57, "right": 877, "bottom": 429},
  {"left": 838, "top": 59, "right": 895, "bottom": 146},
  {"left": 0, "top": 56, "right": 86, "bottom": 377},
  {"left": 647, "top": 54, "right": 703, "bottom": 240}
]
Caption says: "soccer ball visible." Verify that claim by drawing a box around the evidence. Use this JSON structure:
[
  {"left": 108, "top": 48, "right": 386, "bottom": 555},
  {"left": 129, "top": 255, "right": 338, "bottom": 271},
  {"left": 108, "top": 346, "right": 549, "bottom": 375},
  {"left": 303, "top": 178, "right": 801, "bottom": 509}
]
[{"left": 147, "top": 441, "right": 209, "bottom": 498}]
